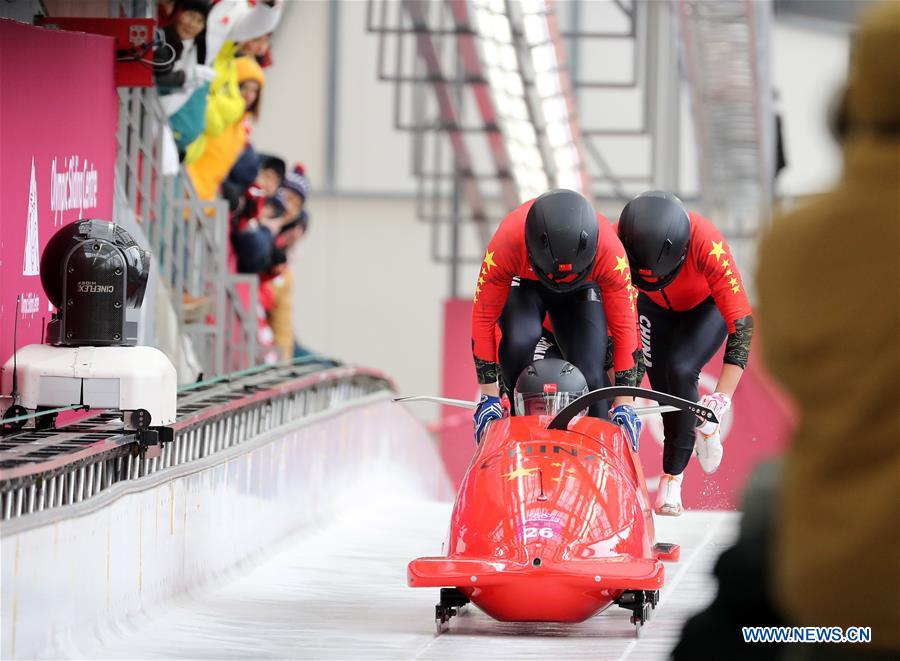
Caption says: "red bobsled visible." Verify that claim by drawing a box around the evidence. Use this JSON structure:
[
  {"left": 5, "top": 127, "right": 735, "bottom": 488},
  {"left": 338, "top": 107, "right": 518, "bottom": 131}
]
[{"left": 408, "top": 387, "right": 716, "bottom": 632}]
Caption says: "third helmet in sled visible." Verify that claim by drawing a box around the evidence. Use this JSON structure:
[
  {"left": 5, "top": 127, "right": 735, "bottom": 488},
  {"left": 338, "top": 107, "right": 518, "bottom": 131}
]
[{"left": 514, "top": 358, "right": 589, "bottom": 417}]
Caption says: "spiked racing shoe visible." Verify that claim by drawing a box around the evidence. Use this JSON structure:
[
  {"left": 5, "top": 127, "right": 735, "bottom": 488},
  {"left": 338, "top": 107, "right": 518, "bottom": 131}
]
[
  {"left": 694, "top": 427, "right": 724, "bottom": 474},
  {"left": 654, "top": 473, "right": 683, "bottom": 516}
]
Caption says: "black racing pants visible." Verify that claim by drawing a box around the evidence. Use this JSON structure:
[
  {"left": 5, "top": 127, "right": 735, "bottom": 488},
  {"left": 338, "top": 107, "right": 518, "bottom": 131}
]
[
  {"left": 498, "top": 279, "right": 610, "bottom": 417},
  {"left": 637, "top": 293, "right": 727, "bottom": 475}
]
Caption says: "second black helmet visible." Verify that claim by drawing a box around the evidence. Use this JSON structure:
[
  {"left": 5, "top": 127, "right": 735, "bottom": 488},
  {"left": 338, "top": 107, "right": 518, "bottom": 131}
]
[
  {"left": 514, "top": 358, "right": 589, "bottom": 417},
  {"left": 618, "top": 191, "right": 691, "bottom": 291},
  {"left": 525, "top": 189, "right": 599, "bottom": 292}
]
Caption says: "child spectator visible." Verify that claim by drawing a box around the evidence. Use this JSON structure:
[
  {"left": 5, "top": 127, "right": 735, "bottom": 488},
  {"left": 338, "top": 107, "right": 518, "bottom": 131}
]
[
  {"left": 230, "top": 154, "right": 288, "bottom": 274},
  {"left": 279, "top": 164, "right": 310, "bottom": 224},
  {"left": 155, "top": 0, "right": 212, "bottom": 93},
  {"left": 221, "top": 145, "right": 260, "bottom": 213},
  {"left": 155, "top": 0, "right": 217, "bottom": 168},
  {"left": 187, "top": 56, "right": 265, "bottom": 201}
]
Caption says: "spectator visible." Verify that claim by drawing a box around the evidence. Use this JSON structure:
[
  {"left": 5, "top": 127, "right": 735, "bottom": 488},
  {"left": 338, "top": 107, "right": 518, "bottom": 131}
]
[
  {"left": 263, "top": 165, "right": 314, "bottom": 360},
  {"left": 186, "top": 56, "right": 264, "bottom": 201},
  {"left": 260, "top": 249, "right": 293, "bottom": 361},
  {"left": 157, "top": 0, "right": 178, "bottom": 27},
  {"left": 181, "top": 17, "right": 275, "bottom": 169},
  {"left": 230, "top": 156, "right": 287, "bottom": 275},
  {"left": 221, "top": 145, "right": 261, "bottom": 212},
  {"left": 155, "top": 0, "right": 212, "bottom": 94},
  {"left": 257, "top": 155, "right": 286, "bottom": 196},
  {"left": 279, "top": 164, "right": 310, "bottom": 226},
  {"left": 155, "top": 0, "right": 216, "bottom": 169},
  {"left": 226, "top": 153, "right": 284, "bottom": 224},
  {"left": 674, "top": 4, "right": 899, "bottom": 659},
  {"left": 203, "top": 1, "right": 283, "bottom": 76},
  {"left": 757, "top": 1, "right": 899, "bottom": 655}
]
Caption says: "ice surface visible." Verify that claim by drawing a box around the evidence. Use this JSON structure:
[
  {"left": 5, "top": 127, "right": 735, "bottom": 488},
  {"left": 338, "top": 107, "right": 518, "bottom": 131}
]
[{"left": 65, "top": 498, "right": 739, "bottom": 660}]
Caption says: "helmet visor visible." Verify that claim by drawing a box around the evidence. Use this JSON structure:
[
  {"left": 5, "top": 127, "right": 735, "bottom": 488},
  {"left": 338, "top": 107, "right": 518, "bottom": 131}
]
[{"left": 514, "top": 388, "right": 588, "bottom": 417}]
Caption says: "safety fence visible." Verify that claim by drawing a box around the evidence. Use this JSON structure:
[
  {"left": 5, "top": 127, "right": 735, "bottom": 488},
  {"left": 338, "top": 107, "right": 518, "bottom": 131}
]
[
  {"left": 116, "top": 87, "right": 258, "bottom": 376},
  {"left": 0, "top": 360, "right": 388, "bottom": 521}
]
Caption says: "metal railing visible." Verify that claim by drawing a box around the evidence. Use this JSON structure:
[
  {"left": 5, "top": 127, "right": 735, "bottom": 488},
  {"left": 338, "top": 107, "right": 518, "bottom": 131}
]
[
  {"left": 0, "top": 362, "right": 392, "bottom": 521},
  {"left": 116, "top": 87, "right": 258, "bottom": 376},
  {"left": 679, "top": 0, "right": 775, "bottom": 297}
]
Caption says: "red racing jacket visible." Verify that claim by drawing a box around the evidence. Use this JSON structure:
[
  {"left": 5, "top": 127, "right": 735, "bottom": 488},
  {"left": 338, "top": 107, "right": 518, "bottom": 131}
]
[
  {"left": 615, "top": 212, "right": 754, "bottom": 367},
  {"left": 472, "top": 198, "right": 639, "bottom": 385}
]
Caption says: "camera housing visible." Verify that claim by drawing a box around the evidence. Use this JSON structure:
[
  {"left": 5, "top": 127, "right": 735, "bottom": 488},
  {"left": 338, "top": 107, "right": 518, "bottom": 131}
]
[
  {"left": 41, "top": 219, "right": 150, "bottom": 346},
  {"left": 2, "top": 220, "right": 175, "bottom": 438}
]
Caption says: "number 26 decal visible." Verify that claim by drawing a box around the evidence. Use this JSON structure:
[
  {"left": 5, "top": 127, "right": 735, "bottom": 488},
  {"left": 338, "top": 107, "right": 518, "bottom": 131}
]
[{"left": 523, "top": 527, "right": 556, "bottom": 540}]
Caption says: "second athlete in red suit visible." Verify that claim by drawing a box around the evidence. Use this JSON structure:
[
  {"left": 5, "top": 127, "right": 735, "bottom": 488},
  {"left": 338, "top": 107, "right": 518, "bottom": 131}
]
[{"left": 616, "top": 191, "right": 754, "bottom": 516}]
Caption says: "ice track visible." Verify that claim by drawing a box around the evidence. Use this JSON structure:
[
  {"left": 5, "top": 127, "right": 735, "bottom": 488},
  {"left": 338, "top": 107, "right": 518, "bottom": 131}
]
[{"left": 67, "top": 497, "right": 738, "bottom": 661}]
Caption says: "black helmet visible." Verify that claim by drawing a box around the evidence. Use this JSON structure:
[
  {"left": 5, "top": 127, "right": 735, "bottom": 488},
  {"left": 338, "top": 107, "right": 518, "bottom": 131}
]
[
  {"left": 40, "top": 219, "right": 151, "bottom": 347},
  {"left": 514, "top": 358, "right": 589, "bottom": 417},
  {"left": 525, "top": 189, "right": 599, "bottom": 292},
  {"left": 618, "top": 191, "right": 691, "bottom": 291}
]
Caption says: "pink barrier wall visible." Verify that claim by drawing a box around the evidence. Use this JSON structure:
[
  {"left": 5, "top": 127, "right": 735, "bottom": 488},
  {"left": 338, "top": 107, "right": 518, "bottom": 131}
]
[
  {"left": 439, "top": 298, "right": 793, "bottom": 509},
  {"left": 0, "top": 20, "right": 118, "bottom": 366}
]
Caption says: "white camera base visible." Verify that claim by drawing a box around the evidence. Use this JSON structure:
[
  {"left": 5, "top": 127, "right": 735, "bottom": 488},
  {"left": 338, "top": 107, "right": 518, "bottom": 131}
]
[{"left": 1, "top": 344, "right": 177, "bottom": 431}]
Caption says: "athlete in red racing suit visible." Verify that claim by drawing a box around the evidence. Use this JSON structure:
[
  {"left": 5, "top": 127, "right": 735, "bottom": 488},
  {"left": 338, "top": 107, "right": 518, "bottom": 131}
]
[
  {"left": 616, "top": 191, "right": 753, "bottom": 516},
  {"left": 471, "top": 190, "right": 642, "bottom": 446}
]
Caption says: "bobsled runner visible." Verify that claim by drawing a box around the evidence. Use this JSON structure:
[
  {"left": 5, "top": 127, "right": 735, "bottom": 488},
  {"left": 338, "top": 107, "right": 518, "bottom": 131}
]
[{"left": 402, "top": 386, "right": 717, "bottom": 634}]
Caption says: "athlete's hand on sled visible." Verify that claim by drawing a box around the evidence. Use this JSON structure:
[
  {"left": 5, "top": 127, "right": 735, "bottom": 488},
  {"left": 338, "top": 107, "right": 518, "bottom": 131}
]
[
  {"left": 694, "top": 392, "right": 730, "bottom": 474},
  {"left": 473, "top": 394, "right": 503, "bottom": 445},
  {"left": 609, "top": 404, "right": 642, "bottom": 452},
  {"left": 696, "top": 392, "right": 731, "bottom": 435}
]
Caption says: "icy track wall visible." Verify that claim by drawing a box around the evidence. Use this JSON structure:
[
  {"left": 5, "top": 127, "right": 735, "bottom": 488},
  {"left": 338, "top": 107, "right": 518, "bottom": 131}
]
[{"left": 1, "top": 391, "right": 451, "bottom": 659}]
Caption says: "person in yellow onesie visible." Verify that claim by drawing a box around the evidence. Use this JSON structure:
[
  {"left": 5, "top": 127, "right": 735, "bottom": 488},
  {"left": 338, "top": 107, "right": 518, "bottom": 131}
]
[{"left": 186, "top": 55, "right": 265, "bottom": 201}]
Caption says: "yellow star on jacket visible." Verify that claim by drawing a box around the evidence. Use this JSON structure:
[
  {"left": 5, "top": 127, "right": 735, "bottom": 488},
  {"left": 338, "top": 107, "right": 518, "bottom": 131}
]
[
  {"left": 614, "top": 254, "right": 629, "bottom": 275},
  {"left": 708, "top": 240, "right": 727, "bottom": 261},
  {"left": 502, "top": 466, "right": 539, "bottom": 480},
  {"left": 474, "top": 253, "right": 497, "bottom": 303}
]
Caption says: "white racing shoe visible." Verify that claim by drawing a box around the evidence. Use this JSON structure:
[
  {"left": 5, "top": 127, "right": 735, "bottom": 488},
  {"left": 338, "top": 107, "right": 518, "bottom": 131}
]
[
  {"left": 694, "top": 427, "right": 724, "bottom": 474},
  {"left": 654, "top": 473, "right": 684, "bottom": 516}
]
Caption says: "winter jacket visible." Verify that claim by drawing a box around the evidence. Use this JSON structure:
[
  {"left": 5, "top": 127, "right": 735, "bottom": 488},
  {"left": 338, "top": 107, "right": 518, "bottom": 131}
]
[
  {"left": 757, "top": 2, "right": 900, "bottom": 651},
  {"left": 183, "top": 41, "right": 247, "bottom": 168},
  {"left": 186, "top": 54, "right": 264, "bottom": 200},
  {"left": 231, "top": 224, "right": 274, "bottom": 274}
]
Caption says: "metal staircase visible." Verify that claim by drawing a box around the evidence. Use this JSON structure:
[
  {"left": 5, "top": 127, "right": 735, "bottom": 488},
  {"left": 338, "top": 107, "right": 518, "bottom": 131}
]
[
  {"left": 679, "top": 0, "right": 775, "bottom": 291},
  {"left": 367, "top": 0, "right": 591, "bottom": 291}
]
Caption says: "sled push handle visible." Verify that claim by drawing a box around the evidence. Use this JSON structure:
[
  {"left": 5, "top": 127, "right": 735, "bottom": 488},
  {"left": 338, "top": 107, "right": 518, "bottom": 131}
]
[{"left": 547, "top": 387, "right": 719, "bottom": 431}]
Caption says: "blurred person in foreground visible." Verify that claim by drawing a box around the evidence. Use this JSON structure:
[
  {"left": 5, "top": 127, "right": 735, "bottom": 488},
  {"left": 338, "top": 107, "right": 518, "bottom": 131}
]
[
  {"left": 758, "top": 1, "right": 899, "bottom": 656},
  {"left": 673, "top": 4, "right": 899, "bottom": 659}
]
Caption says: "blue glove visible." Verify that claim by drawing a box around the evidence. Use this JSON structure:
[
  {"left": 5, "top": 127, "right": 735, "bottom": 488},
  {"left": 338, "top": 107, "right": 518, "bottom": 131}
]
[
  {"left": 473, "top": 395, "right": 503, "bottom": 445},
  {"left": 610, "top": 404, "right": 642, "bottom": 452}
]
